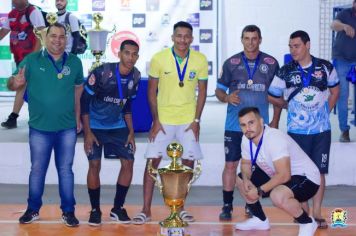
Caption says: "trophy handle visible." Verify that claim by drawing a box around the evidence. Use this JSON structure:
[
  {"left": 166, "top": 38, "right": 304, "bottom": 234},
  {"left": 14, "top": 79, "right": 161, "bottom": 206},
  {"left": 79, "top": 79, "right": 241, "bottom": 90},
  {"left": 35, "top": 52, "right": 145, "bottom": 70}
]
[
  {"left": 187, "top": 160, "right": 201, "bottom": 191},
  {"left": 147, "top": 159, "right": 163, "bottom": 194}
]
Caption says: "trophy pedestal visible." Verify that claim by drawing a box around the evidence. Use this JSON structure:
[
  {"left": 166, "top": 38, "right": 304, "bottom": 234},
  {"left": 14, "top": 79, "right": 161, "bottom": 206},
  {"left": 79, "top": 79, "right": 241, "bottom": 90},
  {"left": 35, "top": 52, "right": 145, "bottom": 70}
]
[{"left": 159, "top": 227, "right": 191, "bottom": 236}]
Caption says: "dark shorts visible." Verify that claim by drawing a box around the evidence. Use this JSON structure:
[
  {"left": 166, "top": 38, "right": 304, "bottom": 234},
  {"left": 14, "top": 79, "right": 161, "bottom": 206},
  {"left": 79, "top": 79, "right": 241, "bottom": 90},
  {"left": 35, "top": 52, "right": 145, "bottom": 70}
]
[
  {"left": 288, "top": 131, "right": 331, "bottom": 174},
  {"left": 87, "top": 128, "right": 134, "bottom": 161},
  {"left": 224, "top": 130, "right": 243, "bottom": 162},
  {"left": 238, "top": 165, "right": 319, "bottom": 202}
]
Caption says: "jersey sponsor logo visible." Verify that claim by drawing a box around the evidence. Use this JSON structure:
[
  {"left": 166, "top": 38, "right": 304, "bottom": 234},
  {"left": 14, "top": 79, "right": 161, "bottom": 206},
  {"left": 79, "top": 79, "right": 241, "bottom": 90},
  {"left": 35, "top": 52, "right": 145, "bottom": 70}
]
[
  {"left": 230, "top": 58, "right": 240, "bottom": 65},
  {"left": 313, "top": 70, "right": 323, "bottom": 79},
  {"left": 104, "top": 96, "right": 127, "bottom": 105},
  {"left": 164, "top": 71, "right": 171, "bottom": 75},
  {"left": 263, "top": 57, "right": 275, "bottom": 65},
  {"left": 259, "top": 64, "right": 268, "bottom": 73},
  {"left": 62, "top": 66, "right": 71, "bottom": 76}
]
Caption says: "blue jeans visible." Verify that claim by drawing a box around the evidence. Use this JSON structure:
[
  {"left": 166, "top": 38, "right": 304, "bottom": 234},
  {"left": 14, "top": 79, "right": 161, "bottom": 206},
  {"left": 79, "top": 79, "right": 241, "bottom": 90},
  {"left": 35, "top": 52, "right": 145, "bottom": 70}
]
[
  {"left": 28, "top": 127, "right": 77, "bottom": 212},
  {"left": 334, "top": 59, "right": 356, "bottom": 132}
]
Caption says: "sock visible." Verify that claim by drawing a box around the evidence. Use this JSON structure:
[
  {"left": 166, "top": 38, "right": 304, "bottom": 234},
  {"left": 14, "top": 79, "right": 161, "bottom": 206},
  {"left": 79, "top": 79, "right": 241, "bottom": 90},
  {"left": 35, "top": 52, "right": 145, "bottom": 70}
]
[
  {"left": 88, "top": 187, "right": 100, "bottom": 211},
  {"left": 223, "top": 190, "right": 234, "bottom": 206},
  {"left": 247, "top": 201, "right": 266, "bottom": 221},
  {"left": 9, "top": 112, "right": 19, "bottom": 119},
  {"left": 295, "top": 210, "right": 312, "bottom": 224},
  {"left": 114, "top": 184, "right": 129, "bottom": 209}
]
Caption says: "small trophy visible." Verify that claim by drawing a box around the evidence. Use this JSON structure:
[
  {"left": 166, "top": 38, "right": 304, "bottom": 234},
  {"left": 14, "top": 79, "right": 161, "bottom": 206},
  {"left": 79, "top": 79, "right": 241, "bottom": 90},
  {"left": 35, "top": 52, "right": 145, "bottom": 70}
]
[
  {"left": 34, "top": 12, "right": 58, "bottom": 47},
  {"left": 88, "top": 13, "right": 109, "bottom": 71},
  {"left": 148, "top": 143, "right": 201, "bottom": 236}
]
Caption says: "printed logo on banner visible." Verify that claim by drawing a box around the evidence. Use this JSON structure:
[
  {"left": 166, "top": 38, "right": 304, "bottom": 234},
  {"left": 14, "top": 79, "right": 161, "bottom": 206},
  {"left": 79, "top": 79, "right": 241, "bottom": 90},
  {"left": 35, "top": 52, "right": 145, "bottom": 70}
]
[
  {"left": 132, "top": 14, "right": 146, "bottom": 28},
  {"left": 92, "top": 0, "right": 105, "bottom": 11},
  {"left": 200, "top": 29, "right": 213, "bottom": 43},
  {"left": 208, "top": 61, "right": 213, "bottom": 75},
  {"left": 111, "top": 31, "right": 140, "bottom": 58},
  {"left": 146, "top": 31, "right": 158, "bottom": 42},
  {"left": 190, "top": 45, "right": 199, "bottom": 51},
  {"left": 146, "top": 0, "right": 160, "bottom": 11},
  {"left": 0, "top": 14, "right": 7, "bottom": 27},
  {"left": 161, "top": 13, "right": 170, "bottom": 26},
  {"left": 0, "top": 46, "right": 12, "bottom": 60},
  {"left": 187, "top": 13, "right": 199, "bottom": 27},
  {"left": 80, "top": 14, "right": 93, "bottom": 30},
  {"left": 200, "top": 0, "right": 213, "bottom": 10},
  {"left": 67, "top": 0, "right": 78, "bottom": 11},
  {"left": 121, "top": 0, "right": 131, "bottom": 9}
]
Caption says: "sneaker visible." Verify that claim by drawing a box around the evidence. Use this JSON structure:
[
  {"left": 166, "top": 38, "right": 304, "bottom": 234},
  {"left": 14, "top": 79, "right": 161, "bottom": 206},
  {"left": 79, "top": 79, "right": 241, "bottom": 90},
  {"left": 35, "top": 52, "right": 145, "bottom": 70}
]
[
  {"left": 298, "top": 218, "right": 317, "bottom": 236},
  {"left": 235, "top": 216, "right": 270, "bottom": 231},
  {"left": 219, "top": 204, "right": 233, "bottom": 221},
  {"left": 1, "top": 113, "right": 17, "bottom": 129},
  {"left": 339, "top": 130, "right": 350, "bottom": 143},
  {"left": 62, "top": 212, "right": 79, "bottom": 227},
  {"left": 110, "top": 207, "right": 131, "bottom": 223},
  {"left": 19, "top": 209, "right": 39, "bottom": 224},
  {"left": 88, "top": 209, "right": 102, "bottom": 226}
]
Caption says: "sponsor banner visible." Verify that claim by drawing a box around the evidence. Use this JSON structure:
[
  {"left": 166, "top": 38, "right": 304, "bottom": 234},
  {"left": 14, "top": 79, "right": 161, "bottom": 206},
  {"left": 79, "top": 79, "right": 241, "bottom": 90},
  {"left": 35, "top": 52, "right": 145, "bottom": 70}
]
[
  {"left": 200, "top": 29, "right": 213, "bottom": 43},
  {"left": 132, "top": 14, "right": 146, "bottom": 28},
  {"left": 110, "top": 31, "right": 140, "bottom": 58},
  {"left": 200, "top": 0, "right": 213, "bottom": 10},
  {"left": 187, "top": 13, "right": 199, "bottom": 27},
  {"left": 146, "top": 0, "right": 160, "bottom": 11},
  {"left": 92, "top": 0, "right": 105, "bottom": 11},
  {"left": 67, "top": 0, "right": 78, "bottom": 11},
  {"left": 0, "top": 46, "right": 11, "bottom": 60},
  {"left": 79, "top": 14, "right": 93, "bottom": 30},
  {"left": 191, "top": 45, "right": 200, "bottom": 51}
]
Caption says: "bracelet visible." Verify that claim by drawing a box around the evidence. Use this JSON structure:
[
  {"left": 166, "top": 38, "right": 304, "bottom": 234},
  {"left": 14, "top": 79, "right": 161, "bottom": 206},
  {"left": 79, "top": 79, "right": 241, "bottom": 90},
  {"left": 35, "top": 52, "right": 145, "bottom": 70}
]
[{"left": 194, "top": 118, "right": 200, "bottom": 123}]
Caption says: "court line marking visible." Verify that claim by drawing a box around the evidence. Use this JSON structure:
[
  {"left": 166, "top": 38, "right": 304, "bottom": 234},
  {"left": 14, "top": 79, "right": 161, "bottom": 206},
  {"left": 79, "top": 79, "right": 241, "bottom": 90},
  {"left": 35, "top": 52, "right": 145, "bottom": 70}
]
[{"left": 0, "top": 220, "right": 355, "bottom": 227}]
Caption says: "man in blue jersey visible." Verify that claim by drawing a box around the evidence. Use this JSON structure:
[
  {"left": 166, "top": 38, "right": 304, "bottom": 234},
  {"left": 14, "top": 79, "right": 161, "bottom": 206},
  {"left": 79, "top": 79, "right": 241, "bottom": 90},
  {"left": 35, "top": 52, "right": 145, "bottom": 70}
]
[
  {"left": 215, "top": 25, "right": 280, "bottom": 220},
  {"left": 81, "top": 40, "right": 141, "bottom": 226},
  {"left": 268, "top": 30, "right": 339, "bottom": 229}
]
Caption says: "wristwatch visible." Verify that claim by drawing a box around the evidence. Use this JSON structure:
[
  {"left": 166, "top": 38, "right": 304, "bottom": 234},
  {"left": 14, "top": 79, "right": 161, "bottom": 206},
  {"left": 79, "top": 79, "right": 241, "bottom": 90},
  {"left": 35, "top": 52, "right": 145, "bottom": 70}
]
[
  {"left": 194, "top": 118, "right": 200, "bottom": 123},
  {"left": 257, "top": 186, "right": 266, "bottom": 197}
]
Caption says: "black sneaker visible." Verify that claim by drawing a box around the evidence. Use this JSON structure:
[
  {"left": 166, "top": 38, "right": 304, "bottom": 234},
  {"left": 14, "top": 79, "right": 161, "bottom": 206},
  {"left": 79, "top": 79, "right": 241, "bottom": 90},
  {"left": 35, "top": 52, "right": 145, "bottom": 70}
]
[
  {"left": 19, "top": 209, "right": 39, "bottom": 224},
  {"left": 1, "top": 113, "right": 18, "bottom": 129},
  {"left": 110, "top": 207, "right": 131, "bottom": 223},
  {"left": 62, "top": 212, "right": 79, "bottom": 227},
  {"left": 88, "top": 208, "right": 102, "bottom": 226},
  {"left": 219, "top": 204, "right": 233, "bottom": 221}
]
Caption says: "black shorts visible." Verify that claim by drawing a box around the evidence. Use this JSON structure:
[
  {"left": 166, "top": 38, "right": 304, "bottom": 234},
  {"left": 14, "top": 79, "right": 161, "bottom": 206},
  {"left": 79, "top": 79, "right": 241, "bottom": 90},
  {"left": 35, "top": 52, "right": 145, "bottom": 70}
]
[
  {"left": 224, "top": 130, "right": 243, "bottom": 162},
  {"left": 87, "top": 128, "right": 134, "bottom": 161},
  {"left": 238, "top": 165, "right": 319, "bottom": 202},
  {"left": 288, "top": 131, "right": 331, "bottom": 174}
]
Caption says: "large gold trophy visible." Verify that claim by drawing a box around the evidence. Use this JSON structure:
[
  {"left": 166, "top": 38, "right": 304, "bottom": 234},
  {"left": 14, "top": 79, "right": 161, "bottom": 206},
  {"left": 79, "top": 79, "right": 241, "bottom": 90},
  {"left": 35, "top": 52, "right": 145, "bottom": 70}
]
[
  {"left": 87, "top": 13, "right": 109, "bottom": 71},
  {"left": 148, "top": 143, "right": 201, "bottom": 236},
  {"left": 34, "top": 13, "right": 58, "bottom": 46}
]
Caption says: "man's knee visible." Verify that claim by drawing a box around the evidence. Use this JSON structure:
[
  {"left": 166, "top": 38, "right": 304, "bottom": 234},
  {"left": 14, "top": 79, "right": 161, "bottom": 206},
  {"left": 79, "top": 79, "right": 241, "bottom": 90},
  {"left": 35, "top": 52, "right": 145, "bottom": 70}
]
[
  {"left": 89, "top": 160, "right": 101, "bottom": 174},
  {"left": 224, "top": 161, "right": 238, "bottom": 172},
  {"left": 270, "top": 186, "right": 292, "bottom": 208}
]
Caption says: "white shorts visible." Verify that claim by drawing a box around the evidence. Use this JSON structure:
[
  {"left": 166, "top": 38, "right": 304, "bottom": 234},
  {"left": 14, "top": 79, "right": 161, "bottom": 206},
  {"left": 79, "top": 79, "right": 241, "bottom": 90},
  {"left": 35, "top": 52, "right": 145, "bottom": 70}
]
[{"left": 144, "top": 124, "right": 203, "bottom": 160}]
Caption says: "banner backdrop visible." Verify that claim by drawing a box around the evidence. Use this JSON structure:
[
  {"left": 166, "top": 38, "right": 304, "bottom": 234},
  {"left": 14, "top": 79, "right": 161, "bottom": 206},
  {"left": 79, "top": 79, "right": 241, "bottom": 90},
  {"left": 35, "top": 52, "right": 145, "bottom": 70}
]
[{"left": 0, "top": 0, "right": 217, "bottom": 96}]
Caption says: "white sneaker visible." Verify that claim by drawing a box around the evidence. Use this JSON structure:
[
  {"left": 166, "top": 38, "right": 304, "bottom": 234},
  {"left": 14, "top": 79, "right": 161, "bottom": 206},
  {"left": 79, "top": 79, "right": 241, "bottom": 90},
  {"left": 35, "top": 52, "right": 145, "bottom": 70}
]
[
  {"left": 235, "top": 216, "right": 270, "bottom": 230},
  {"left": 298, "top": 218, "right": 317, "bottom": 236}
]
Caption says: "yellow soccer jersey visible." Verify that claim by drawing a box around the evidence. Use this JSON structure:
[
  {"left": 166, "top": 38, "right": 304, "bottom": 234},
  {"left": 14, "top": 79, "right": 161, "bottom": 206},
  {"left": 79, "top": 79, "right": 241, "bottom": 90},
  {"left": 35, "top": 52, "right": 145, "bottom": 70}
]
[{"left": 149, "top": 47, "right": 208, "bottom": 125}]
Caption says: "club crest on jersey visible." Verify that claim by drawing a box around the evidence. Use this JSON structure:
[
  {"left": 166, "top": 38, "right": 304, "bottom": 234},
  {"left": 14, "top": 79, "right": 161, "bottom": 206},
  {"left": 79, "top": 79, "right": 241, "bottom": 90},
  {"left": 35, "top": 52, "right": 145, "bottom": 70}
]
[
  {"left": 259, "top": 64, "right": 269, "bottom": 73},
  {"left": 264, "top": 57, "right": 275, "bottom": 65},
  {"left": 313, "top": 70, "right": 323, "bottom": 79},
  {"left": 230, "top": 58, "right": 240, "bottom": 65},
  {"left": 62, "top": 66, "right": 71, "bottom": 76},
  {"left": 189, "top": 71, "right": 197, "bottom": 80},
  {"left": 128, "top": 80, "right": 134, "bottom": 89}
]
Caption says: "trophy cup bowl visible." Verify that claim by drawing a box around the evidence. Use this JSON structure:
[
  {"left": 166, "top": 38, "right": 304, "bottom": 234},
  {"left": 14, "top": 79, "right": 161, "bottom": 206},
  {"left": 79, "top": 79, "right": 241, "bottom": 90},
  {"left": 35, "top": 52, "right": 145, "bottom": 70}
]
[
  {"left": 34, "top": 12, "right": 58, "bottom": 47},
  {"left": 88, "top": 13, "right": 109, "bottom": 71},
  {"left": 148, "top": 143, "right": 201, "bottom": 235}
]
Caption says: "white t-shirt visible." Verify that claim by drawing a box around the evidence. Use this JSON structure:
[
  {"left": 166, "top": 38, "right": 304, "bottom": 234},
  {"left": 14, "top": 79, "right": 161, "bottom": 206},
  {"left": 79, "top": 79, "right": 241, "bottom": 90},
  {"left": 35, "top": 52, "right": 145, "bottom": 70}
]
[
  {"left": 57, "top": 12, "right": 79, "bottom": 53},
  {"left": 3, "top": 7, "right": 45, "bottom": 29},
  {"left": 241, "top": 125, "right": 320, "bottom": 185}
]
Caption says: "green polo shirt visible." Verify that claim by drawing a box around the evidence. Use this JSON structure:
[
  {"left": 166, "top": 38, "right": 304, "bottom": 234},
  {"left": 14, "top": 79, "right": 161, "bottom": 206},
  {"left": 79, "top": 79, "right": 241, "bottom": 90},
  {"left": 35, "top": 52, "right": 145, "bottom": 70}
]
[{"left": 15, "top": 50, "right": 84, "bottom": 132}]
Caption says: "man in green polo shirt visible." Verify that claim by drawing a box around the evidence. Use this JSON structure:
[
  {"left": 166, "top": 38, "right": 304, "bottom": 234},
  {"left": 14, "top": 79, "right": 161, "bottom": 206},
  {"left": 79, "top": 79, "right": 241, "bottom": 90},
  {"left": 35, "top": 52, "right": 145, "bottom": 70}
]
[{"left": 8, "top": 22, "right": 83, "bottom": 227}]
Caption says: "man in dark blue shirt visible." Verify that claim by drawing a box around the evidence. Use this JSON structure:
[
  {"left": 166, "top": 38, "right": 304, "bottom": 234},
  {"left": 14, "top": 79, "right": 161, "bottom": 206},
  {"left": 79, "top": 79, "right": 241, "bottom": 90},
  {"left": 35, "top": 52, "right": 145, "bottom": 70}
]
[{"left": 81, "top": 40, "right": 141, "bottom": 226}]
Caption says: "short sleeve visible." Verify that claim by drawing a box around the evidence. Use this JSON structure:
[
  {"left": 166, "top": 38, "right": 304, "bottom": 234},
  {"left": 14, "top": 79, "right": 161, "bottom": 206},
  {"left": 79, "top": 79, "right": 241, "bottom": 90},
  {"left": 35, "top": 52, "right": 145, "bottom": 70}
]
[
  {"left": 75, "top": 59, "right": 84, "bottom": 85},
  {"left": 149, "top": 54, "right": 160, "bottom": 79},
  {"left": 268, "top": 74, "right": 286, "bottom": 98},
  {"left": 217, "top": 59, "right": 232, "bottom": 92},
  {"left": 68, "top": 14, "right": 79, "bottom": 32},
  {"left": 29, "top": 8, "right": 45, "bottom": 28}
]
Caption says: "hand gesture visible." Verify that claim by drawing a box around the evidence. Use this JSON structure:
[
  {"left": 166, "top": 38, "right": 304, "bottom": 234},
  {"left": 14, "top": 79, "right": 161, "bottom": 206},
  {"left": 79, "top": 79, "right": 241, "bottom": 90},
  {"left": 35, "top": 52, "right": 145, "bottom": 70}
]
[
  {"left": 84, "top": 131, "right": 99, "bottom": 156},
  {"left": 226, "top": 90, "right": 240, "bottom": 106},
  {"left": 185, "top": 121, "right": 200, "bottom": 142},
  {"left": 148, "top": 119, "right": 165, "bottom": 142},
  {"left": 14, "top": 66, "right": 26, "bottom": 88},
  {"left": 344, "top": 24, "right": 355, "bottom": 38}
]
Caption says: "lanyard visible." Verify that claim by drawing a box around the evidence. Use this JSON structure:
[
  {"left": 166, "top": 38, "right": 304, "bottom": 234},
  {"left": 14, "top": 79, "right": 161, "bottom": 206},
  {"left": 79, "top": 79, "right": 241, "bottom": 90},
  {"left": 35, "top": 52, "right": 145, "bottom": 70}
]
[
  {"left": 171, "top": 47, "right": 190, "bottom": 87},
  {"left": 48, "top": 52, "right": 67, "bottom": 79},
  {"left": 241, "top": 52, "right": 261, "bottom": 84},
  {"left": 115, "top": 63, "right": 124, "bottom": 106},
  {"left": 297, "top": 58, "right": 315, "bottom": 89},
  {"left": 249, "top": 127, "right": 265, "bottom": 172}
]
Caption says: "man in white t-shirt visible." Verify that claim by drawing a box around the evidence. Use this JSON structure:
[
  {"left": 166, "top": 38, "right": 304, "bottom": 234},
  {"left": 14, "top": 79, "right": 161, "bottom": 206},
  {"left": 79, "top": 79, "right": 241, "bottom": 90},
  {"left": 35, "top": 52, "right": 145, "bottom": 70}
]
[
  {"left": 235, "top": 107, "right": 320, "bottom": 236},
  {"left": 0, "top": 0, "right": 45, "bottom": 129},
  {"left": 55, "top": 0, "right": 80, "bottom": 54}
]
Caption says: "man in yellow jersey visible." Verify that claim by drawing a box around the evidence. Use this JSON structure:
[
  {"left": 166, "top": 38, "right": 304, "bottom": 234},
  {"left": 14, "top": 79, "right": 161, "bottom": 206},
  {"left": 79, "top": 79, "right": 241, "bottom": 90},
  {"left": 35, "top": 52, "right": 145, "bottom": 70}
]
[{"left": 132, "top": 21, "right": 208, "bottom": 225}]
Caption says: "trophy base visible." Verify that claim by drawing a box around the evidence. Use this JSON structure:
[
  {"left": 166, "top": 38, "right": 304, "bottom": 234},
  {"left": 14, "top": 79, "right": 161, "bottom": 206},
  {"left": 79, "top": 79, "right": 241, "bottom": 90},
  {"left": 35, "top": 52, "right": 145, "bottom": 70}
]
[{"left": 158, "top": 227, "right": 191, "bottom": 236}]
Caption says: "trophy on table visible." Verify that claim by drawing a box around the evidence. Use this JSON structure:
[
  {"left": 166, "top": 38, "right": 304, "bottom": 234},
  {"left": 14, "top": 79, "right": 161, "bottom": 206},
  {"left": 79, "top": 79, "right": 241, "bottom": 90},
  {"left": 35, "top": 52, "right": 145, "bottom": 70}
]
[
  {"left": 148, "top": 143, "right": 202, "bottom": 236},
  {"left": 87, "top": 13, "right": 109, "bottom": 71},
  {"left": 34, "top": 12, "right": 58, "bottom": 47}
]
